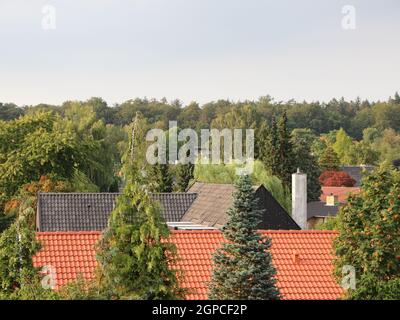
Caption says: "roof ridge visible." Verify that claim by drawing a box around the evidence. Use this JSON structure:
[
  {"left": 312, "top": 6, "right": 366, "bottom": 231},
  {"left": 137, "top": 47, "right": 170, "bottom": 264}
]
[
  {"left": 38, "top": 192, "right": 199, "bottom": 195},
  {"left": 36, "top": 230, "right": 339, "bottom": 235},
  {"left": 38, "top": 192, "right": 121, "bottom": 195},
  {"left": 192, "top": 182, "right": 261, "bottom": 186},
  {"left": 153, "top": 192, "right": 197, "bottom": 195},
  {"left": 37, "top": 231, "right": 102, "bottom": 235}
]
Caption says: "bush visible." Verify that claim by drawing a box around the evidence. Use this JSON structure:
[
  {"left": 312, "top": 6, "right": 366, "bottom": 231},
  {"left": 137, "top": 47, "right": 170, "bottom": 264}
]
[{"left": 319, "top": 171, "right": 356, "bottom": 187}]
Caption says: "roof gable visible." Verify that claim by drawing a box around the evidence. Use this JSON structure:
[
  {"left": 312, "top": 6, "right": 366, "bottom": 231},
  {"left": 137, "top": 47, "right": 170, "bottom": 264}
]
[
  {"left": 33, "top": 230, "right": 343, "bottom": 300},
  {"left": 37, "top": 192, "right": 197, "bottom": 232},
  {"left": 182, "top": 182, "right": 299, "bottom": 230}
]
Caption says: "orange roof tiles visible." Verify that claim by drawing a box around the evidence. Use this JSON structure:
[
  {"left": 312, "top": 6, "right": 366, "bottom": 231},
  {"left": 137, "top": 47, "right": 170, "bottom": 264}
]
[
  {"left": 320, "top": 186, "right": 361, "bottom": 203},
  {"left": 33, "top": 230, "right": 344, "bottom": 300},
  {"left": 34, "top": 231, "right": 99, "bottom": 289}
]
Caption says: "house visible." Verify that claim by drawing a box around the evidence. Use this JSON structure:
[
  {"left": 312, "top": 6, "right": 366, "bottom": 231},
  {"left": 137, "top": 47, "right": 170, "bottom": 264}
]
[
  {"left": 306, "top": 187, "right": 361, "bottom": 229},
  {"left": 181, "top": 182, "right": 300, "bottom": 230},
  {"left": 36, "top": 183, "right": 300, "bottom": 231},
  {"left": 291, "top": 171, "right": 361, "bottom": 229},
  {"left": 36, "top": 192, "right": 197, "bottom": 232},
  {"left": 33, "top": 229, "right": 344, "bottom": 300}
]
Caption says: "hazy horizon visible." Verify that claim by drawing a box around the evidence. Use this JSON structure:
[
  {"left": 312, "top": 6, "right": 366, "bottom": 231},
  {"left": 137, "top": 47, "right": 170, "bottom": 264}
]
[{"left": 1, "top": 0, "right": 399, "bottom": 106}]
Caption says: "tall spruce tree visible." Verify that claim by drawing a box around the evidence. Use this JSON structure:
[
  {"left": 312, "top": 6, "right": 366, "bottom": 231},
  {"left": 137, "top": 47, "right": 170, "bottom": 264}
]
[
  {"left": 96, "top": 115, "right": 183, "bottom": 300},
  {"left": 209, "top": 175, "right": 280, "bottom": 300},
  {"left": 276, "top": 111, "right": 296, "bottom": 187},
  {"left": 260, "top": 117, "right": 279, "bottom": 176},
  {"left": 260, "top": 113, "right": 295, "bottom": 188}
]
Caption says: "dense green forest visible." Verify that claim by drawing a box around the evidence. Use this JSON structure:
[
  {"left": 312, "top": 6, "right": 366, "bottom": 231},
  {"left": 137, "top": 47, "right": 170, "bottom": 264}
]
[{"left": 1, "top": 94, "right": 400, "bottom": 221}]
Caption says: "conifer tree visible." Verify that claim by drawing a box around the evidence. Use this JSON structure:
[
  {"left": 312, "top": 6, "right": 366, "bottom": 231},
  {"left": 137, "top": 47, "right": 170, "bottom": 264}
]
[
  {"left": 276, "top": 111, "right": 296, "bottom": 187},
  {"left": 393, "top": 91, "right": 400, "bottom": 104},
  {"left": 209, "top": 175, "right": 280, "bottom": 300},
  {"left": 157, "top": 163, "right": 173, "bottom": 192},
  {"left": 148, "top": 163, "right": 173, "bottom": 192},
  {"left": 174, "top": 162, "right": 194, "bottom": 192},
  {"left": 319, "top": 146, "right": 341, "bottom": 171},
  {"left": 96, "top": 116, "right": 184, "bottom": 299},
  {"left": 260, "top": 113, "right": 295, "bottom": 188},
  {"left": 260, "top": 117, "right": 279, "bottom": 176},
  {"left": 292, "top": 138, "right": 322, "bottom": 202}
]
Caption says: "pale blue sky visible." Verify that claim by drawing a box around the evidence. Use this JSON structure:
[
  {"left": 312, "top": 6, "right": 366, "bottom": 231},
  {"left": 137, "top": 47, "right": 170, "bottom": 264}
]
[{"left": 0, "top": 0, "right": 399, "bottom": 106}]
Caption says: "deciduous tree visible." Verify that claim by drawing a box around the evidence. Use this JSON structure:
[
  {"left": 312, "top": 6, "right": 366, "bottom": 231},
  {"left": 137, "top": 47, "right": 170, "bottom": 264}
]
[{"left": 334, "top": 165, "right": 400, "bottom": 299}]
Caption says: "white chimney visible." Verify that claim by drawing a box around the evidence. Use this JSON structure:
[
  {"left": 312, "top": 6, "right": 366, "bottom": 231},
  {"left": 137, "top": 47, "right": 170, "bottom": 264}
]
[{"left": 292, "top": 168, "right": 307, "bottom": 229}]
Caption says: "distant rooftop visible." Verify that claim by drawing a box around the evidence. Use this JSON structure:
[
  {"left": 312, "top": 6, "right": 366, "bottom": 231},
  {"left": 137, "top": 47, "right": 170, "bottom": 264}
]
[
  {"left": 341, "top": 165, "right": 374, "bottom": 187},
  {"left": 182, "top": 182, "right": 300, "bottom": 230}
]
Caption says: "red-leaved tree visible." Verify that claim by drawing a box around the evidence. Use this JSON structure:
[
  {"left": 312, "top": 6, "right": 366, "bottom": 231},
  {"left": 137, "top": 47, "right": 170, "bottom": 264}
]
[{"left": 319, "top": 171, "right": 356, "bottom": 187}]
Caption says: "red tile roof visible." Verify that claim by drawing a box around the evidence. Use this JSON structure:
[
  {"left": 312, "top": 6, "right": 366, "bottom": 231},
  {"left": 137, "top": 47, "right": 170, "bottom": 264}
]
[
  {"left": 34, "top": 232, "right": 99, "bottom": 289},
  {"left": 320, "top": 186, "right": 361, "bottom": 203},
  {"left": 33, "top": 230, "right": 344, "bottom": 300}
]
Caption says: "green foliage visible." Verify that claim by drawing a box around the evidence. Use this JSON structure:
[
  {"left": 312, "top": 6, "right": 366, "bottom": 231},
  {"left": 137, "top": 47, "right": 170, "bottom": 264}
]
[
  {"left": 393, "top": 92, "right": 400, "bottom": 104},
  {"left": 350, "top": 141, "right": 379, "bottom": 165},
  {"left": 318, "top": 146, "right": 341, "bottom": 171},
  {"left": 174, "top": 163, "right": 194, "bottom": 192},
  {"left": 260, "top": 112, "right": 295, "bottom": 188},
  {"left": 148, "top": 164, "right": 174, "bottom": 193},
  {"left": 58, "top": 275, "right": 103, "bottom": 300},
  {"left": 0, "top": 214, "right": 15, "bottom": 233},
  {"left": 315, "top": 216, "right": 338, "bottom": 230},
  {"left": 95, "top": 120, "right": 184, "bottom": 300},
  {"left": 370, "top": 129, "right": 400, "bottom": 164},
  {"left": 209, "top": 175, "right": 280, "bottom": 300},
  {"left": 0, "top": 196, "right": 56, "bottom": 299},
  {"left": 334, "top": 165, "right": 400, "bottom": 299},
  {"left": 194, "top": 160, "right": 291, "bottom": 213},
  {"left": 0, "top": 112, "right": 82, "bottom": 211},
  {"left": 291, "top": 130, "right": 322, "bottom": 202},
  {"left": 276, "top": 111, "right": 296, "bottom": 186},
  {"left": 62, "top": 103, "right": 123, "bottom": 192},
  {"left": 333, "top": 128, "right": 355, "bottom": 165},
  {"left": 0, "top": 103, "right": 23, "bottom": 121}
]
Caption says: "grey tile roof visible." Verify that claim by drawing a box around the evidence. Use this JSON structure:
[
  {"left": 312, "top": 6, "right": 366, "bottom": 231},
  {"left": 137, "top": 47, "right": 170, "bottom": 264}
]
[
  {"left": 151, "top": 193, "right": 198, "bottom": 222},
  {"left": 341, "top": 166, "right": 374, "bottom": 186},
  {"left": 37, "top": 192, "right": 197, "bottom": 232},
  {"left": 307, "top": 201, "right": 340, "bottom": 219}
]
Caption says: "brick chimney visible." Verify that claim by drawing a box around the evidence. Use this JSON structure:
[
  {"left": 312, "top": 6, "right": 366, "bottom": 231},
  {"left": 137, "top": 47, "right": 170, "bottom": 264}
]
[{"left": 292, "top": 168, "right": 307, "bottom": 229}]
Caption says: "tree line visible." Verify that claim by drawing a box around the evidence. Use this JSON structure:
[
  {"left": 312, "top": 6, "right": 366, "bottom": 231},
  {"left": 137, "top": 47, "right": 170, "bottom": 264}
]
[{"left": 0, "top": 94, "right": 399, "bottom": 299}]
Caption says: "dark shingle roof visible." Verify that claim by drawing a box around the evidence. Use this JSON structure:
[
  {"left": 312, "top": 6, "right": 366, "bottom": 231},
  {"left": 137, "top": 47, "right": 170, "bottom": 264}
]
[
  {"left": 307, "top": 201, "right": 340, "bottom": 219},
  {"left": 341, "top": 166, "right": 374, "bottom": 186},
  {"left": 182, "top": 182, "right": 300, "bottom": 230},
  {"left": 37, "top": 192, "right": 197, "bottom": 232}
]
